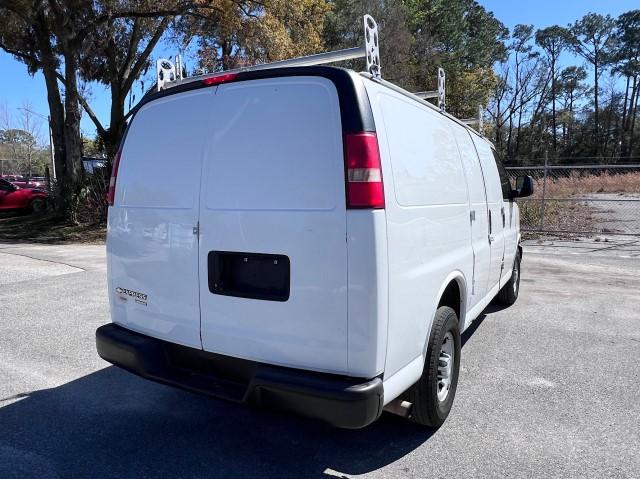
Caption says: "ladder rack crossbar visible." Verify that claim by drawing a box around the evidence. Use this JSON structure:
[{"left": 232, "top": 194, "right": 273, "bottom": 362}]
[
  {"left": 414, "top": 91, "right": 439, "bottom": 99},
  {"left": 241, "top": 47, "right": 366, "bottom": 71},
  {"left": 159, "top": 47, "right": 366, "bottom": 90}
]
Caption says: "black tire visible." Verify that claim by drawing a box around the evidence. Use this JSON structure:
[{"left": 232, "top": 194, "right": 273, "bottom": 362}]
[
  {"left": 28, "top": 197, "right": 46, "bottom": 214},
  {"left": 497, "top": 252, "right": 521, "bottom": 306},
  {"left": 405, "top": 306, "right": 461, "bottom": 428}
]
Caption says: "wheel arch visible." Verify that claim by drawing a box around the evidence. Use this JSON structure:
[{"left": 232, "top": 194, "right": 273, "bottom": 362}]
[{"left": 422, "top": 272, "right": 467, "bottom": 358}]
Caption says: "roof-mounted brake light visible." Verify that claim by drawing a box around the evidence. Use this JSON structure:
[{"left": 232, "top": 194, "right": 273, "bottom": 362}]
[{"left": 202, "top": 73, "right": 238, "bottom": 86}]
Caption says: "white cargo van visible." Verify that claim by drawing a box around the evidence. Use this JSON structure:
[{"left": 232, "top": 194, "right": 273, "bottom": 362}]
[{"left": 96, "top": 31, "right": 534, "bottom": 428}]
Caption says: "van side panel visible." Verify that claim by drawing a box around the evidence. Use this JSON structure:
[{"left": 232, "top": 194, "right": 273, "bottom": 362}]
[
  {"left": 346, "top": 209, "right": 388, "bottom": 377},
  {"left": 198, "top": 77, "right": 349, "bottom": 374},
  {"left": 363, "top": 80, "right": 473, "bottom": 381},
  {"left": 108, "top": 90, "right": 214, "bottom": 349}
]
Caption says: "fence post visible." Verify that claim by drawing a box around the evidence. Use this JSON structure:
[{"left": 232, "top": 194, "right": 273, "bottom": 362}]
[{"left": 540, "top": 150, "right": 548, "bottom": 231}]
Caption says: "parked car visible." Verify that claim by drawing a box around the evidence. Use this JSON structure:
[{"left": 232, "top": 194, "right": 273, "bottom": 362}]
[
  {"left": 0, "top": 178, "right": 48, "bottom": 213},
  {"left": 96, "top": 66, "right": 534, "bottom": 429},
  {"left": 1, "top": 175, "right": 47, "bottom": 190},
  {"left": 83, "top": 157, "right": 108, "bottom": 175}
]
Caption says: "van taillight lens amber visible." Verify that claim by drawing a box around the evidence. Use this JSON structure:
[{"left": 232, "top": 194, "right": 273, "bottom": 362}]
[
  {"left": 107, "top": 150, "right": 121, "bottom": 206},
  {"left": 344, "top": 132, "right": 385, "bottom": 209}
]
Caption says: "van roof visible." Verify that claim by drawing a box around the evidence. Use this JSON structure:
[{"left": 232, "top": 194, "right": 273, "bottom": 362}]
[{"left": 135, "top": 65, "right": 493, "bottom": 147}]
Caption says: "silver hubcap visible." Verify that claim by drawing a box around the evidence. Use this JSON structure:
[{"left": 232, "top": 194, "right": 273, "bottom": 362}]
[
  {"left": 513, "top": 261, "right": 519, "bottom": 295},
  {"left": 437, "top": 332, "right": 454, "bottom": 402}
]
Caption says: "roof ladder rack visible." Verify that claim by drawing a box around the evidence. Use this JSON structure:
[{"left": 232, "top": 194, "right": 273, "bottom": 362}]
[
  {"left": 156, "top": 15, "right": 382, "bottom": 92},
  {"left": 414, "top": 68, "right": 446, "bottom": 111},
  {"left": 461, "top": 105, "right": 485, "bottom": 135}
]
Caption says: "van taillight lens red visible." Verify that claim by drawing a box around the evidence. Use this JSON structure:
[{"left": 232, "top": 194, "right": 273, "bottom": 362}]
[
  {"left": 202, "top": 73, "right": 238, "bottom": 86},
  {"left": 107, "top": 150, "right": 121, "bottom": 206},
  {"left": 344, "top": 132, "right": 385, "bottom": 209}
]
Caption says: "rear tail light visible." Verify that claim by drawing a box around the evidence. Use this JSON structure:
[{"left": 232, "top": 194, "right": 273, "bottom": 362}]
[
  {"left": 344, "top": 132, "right": 385, "bottom": 209},
  {"left": 107, "top": 149, "right": 121, "bottom": 206},
  {"left": 202, "top": 72, "right": 238, "bottom": 86}
]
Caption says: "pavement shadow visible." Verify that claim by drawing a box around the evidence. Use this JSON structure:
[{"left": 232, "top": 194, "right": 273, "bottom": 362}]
[
  {"left": 0, "top": 366, "right": 437, "bottom": 478},
  {"left": 0, "top": 300, "right": 499, "bottom": 478}
]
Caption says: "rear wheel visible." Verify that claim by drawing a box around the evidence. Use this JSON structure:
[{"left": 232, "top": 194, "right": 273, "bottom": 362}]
[
  {"left": 405, "top": 306, "right": 461, "bottom": 428},
  {"left": 497, "top": 252, "right": 521, "bottom": 306}
]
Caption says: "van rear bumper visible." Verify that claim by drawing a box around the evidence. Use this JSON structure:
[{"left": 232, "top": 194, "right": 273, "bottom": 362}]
[{"left": 96, "top": 323, "right": 383, "bottom": 428}]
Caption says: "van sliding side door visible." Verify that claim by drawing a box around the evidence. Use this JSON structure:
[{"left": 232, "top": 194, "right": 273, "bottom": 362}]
[{"left": 470, "top": 137, "right": 506, "bottom": 293}]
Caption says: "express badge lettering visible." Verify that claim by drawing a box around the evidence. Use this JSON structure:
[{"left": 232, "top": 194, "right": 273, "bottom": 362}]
[{"left": 115, "top": 287, "right": 148, "bottom": 306}]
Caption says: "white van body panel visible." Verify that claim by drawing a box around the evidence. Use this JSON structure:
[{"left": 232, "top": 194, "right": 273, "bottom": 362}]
[
  {"left": 471, "top": 136, "right": 507, "bottom": 290},
  {"left": 197, "top": 77, "right": 350, "bottom": 374},
  {"left": 108, "top": 90, "right": 215, "bottom": 349},
  {"left": 361, "top": 78, "right": 474, "bottom": 384},
  {"left": 346, "top": 209, "right": 389, "bottom": 377},
  {"left": 106, "top": 70, "right": 523, "bottom": 422},
  {"left": 450, "top": 123, "right": 492, "bottom": 318}
]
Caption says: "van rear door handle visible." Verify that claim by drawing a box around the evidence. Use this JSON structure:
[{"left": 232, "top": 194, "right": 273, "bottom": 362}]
[{"left": 489, "top": 235, "right": 495, "bottom": 244}]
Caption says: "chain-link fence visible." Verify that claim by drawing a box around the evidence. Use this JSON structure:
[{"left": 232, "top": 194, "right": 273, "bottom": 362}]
[{"left": 505, "top": 163, "right": 640, "bottom": 237}]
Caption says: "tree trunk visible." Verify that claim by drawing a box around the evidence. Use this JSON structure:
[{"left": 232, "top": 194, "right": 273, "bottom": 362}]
[
  {"left": 620, "top": 75, "right": 630, "bottom": 156},
  {"left": 34, "top": 13, "right": 66, "bottom": 180},
  {"left": 41, "top": 67, "right": 66, "bottom": 180},
  {"left": 506, "top": 109, "right": 514, "bottom": 159},
  {"left": 63, "top": 54, "right": 84, "bottom": 181},
  {"left": 515, "top": 105, "right": 524, "bottom": 160},
  {"left": 593, "top": 57, "right": 600, "bottom": 157},
  {"left": 623, "top": 76, "right": 637, "bottom": 157},
  {"left": 629, "top": 78, "right": 639, "bottom": 156},
  {"left": 551, "top": 57, "right": 557, "bottom": 153},
  {"left": 106, "top": 86, "right": 126, "bottom": 160},
  {"left": 568, "top": 88, "right": 574, "bottom": 151},
  {"left": 604, "top": 91, "right": 614, "bottom": 157}
]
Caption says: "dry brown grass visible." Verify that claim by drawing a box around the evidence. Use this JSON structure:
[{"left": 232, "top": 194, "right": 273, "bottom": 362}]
[
  {"left": 531, "top": 171, "right": 640, "bottom": 198},
  {"left": 517, "top": 171, "right": 640, "bottom": 236}
]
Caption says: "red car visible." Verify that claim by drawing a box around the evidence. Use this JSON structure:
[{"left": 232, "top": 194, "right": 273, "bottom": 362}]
[
  {"left": 0, "top": 178, "right": 48, "bottom": 213},
  {"left": 1, "top": 175, "right": 47, "bottom": 190}
]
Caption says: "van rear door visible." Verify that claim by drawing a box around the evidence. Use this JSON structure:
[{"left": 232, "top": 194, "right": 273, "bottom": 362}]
[
  {"left": 108, "top": 90, "right": 214, "bottom": 349},
  {"left": 198, "top": 77, "right": 349, "bottom": 373}
]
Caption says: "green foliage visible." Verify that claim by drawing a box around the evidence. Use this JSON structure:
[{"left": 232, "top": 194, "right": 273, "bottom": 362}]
[
  {"left": 324, "top": 0, "right": 507, "bottom": 117},
  {"left": 535, "top": 26, "right": 571, "bottom": 61},
  {"left": 185, "top": 0, "right": 331, "bottom": 73},
  {"left": 82, "top": 136, "right": 106, "bottom": 158}
]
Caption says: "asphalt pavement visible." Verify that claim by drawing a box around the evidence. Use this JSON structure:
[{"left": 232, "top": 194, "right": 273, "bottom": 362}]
[{"left": 0, "top": 241, "right": 638, "bottom": 478}]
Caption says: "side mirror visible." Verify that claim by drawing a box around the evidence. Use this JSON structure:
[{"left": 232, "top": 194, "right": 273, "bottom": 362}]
[{"left": 512, "top": 175, "right": 534, "bottom": 198}]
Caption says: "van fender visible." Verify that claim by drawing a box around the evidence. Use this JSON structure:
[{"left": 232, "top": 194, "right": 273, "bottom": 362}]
[{"left": 421, "top": 271, "right": 468, "bottom": 360}]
